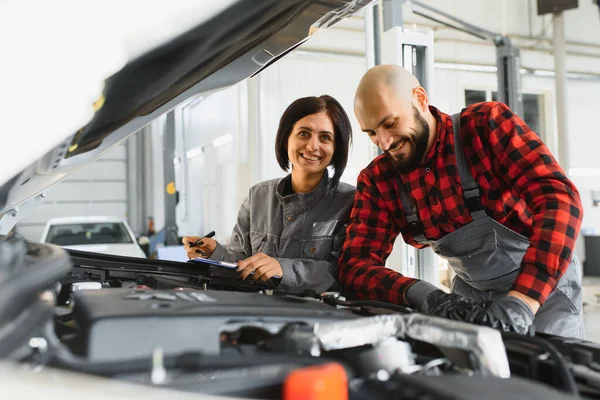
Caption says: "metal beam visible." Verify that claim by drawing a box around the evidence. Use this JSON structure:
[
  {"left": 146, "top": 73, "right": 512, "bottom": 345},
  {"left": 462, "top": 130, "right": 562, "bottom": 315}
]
[
  {"left": 380, "top": 3, "right": 437, "bottom": 282},
  {"left": 163, "top": 111, "right": 178, "bottom": 246},
  {"left": 365, "top": 2, "right": 384, "bottom": 160},
  {"left": 411, "top": 0, "right": 497, "bottom": 41},
  {"left": 412, "top": 10, "right": 487, "bottom": 41},
  {"left": 383, "top": 0, "right": 404, "bottom": 31},
  {"left": 553, "top": 12, "right": 569, "bottom": 171},
  {"left": 408, "top": 0, "right": 524, "bottom": 115},
  {"left": 495, "top": 37, "right": 524, "bottom": 117},
  {"left": 364, "top": 2, "right": 382, "bottom": 68},
  {"left": 125, "top": 130, "right": 147, "bottom": 236}
]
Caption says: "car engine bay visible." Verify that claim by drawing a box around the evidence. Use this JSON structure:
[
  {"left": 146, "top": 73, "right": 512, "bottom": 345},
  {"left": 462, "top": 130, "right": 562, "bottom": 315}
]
[{"left": 2, "top": 235, "right": 600, "bottom": 399}]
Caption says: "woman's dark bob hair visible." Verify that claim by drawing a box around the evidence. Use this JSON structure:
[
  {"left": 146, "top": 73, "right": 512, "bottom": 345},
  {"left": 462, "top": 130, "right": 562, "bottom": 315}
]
[{"left": 275, "top": 95, "right": 352, "bottom": 188}]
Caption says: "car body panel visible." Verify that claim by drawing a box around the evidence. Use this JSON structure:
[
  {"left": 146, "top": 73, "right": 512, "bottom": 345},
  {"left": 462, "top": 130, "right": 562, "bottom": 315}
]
[{"left": 0, "top": 361, "right": 236, "bottom": 400}]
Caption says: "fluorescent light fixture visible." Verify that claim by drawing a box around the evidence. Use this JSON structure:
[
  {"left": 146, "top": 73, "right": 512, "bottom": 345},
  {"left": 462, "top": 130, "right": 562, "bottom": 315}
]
[
  {"left": 533, "top": 69, "right": 554, "bottom": 77},
  {"left": 435, "top": 62, "right": 497, "bottom": 73},
  {"left": 186, "top": 146, "right": 204, "bottom": 159},
  {"left": 435, "top": 62, "right": 600, "bottom": 81},
  {"left": 212, "top": 134, "right": 234, "bottom": 148},
  {"left": 569, "top": 168, "right": 600, "bottom": 177}
]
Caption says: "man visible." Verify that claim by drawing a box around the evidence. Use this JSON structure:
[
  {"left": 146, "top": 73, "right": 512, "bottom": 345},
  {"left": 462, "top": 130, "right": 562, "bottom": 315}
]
[{"left": 339, "top": 64, "right": 584, "bottom": 338}]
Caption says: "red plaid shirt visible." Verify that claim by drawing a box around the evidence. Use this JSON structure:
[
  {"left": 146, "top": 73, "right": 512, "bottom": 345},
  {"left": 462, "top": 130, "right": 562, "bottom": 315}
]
[{"left": 339, "top": 102, "right": 582, "bottom": 305}]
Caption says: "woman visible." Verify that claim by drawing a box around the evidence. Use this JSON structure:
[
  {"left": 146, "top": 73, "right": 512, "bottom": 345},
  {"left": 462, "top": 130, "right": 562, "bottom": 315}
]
[{"left": 182, "top": 95, "right": 355, "bottom": 294}]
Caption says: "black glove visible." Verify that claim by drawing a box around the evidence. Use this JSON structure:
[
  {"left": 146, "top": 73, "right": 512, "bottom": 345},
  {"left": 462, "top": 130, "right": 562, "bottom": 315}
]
[
  {"left": 464, "top": 296, "right": 534, "bottom": 335},
  {"left": 406, "top": 281, "right": 476, "bottom": 320},
  {"left": 424, "top": 289, "right": 479, "bottom": 320}
]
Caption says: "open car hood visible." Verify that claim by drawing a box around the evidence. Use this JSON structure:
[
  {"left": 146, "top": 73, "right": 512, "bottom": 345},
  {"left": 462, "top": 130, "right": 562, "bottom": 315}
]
[{"left": 0, "top": 0, "right": 371, "bottom": 225}]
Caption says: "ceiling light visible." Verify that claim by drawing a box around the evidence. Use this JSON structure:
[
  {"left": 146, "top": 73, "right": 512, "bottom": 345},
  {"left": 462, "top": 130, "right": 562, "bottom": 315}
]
[
  {"left": 186, "top": 146, "right": 204, "bottom": 159},
  {"left": 212, "top": 134, "right": 234, "bottom": 148},
  {"left": 435, "top": 62, "right": 497, "bottom": 73}
]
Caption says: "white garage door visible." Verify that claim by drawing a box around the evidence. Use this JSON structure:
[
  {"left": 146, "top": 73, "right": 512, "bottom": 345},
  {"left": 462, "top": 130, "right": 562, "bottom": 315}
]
[{"left": 16, "top": 144, "right": 129, "bottom": 242}]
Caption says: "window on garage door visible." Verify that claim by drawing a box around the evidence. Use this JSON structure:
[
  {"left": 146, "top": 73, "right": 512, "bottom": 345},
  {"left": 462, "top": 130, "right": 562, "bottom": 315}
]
[{"left": 464, "top": 89, "right": 545, "bottom": 139}]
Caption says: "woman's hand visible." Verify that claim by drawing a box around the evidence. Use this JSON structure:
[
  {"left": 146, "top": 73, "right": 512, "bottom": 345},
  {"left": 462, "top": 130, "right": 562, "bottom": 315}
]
[
  {"left": 237, "top": 253, "right": 283, "bottom": 281},
  {"left": 182, "top": 236, "right": 217, "bottom": 259}
]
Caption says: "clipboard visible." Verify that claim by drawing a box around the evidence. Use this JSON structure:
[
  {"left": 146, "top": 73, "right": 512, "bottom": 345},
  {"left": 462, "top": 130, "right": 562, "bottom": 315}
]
[{"left": 189, "top": 258, "right": 281, "bottom": 279}]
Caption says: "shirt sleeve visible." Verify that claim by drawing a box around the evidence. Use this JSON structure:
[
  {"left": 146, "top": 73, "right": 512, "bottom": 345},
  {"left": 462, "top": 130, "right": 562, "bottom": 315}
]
[
  {"left": 476, "top": 102, "right": 583, "bottom": 304},
  {"left": 338, "top": 169, "right": 419, "bottom": 304},
  {"left": 209, "top": 196, "right": 252, "bottom": 263}
]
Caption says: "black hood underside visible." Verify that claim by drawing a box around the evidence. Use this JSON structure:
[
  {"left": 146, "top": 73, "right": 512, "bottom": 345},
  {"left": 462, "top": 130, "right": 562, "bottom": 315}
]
[{"left": 68, "top": 0, "right": 314, "bottom": 157}]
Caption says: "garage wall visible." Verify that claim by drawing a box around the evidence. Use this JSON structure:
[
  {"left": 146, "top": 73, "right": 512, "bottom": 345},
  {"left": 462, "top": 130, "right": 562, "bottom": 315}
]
[
  {"left": 15, "top": 143, "right": 129, "bottom": 241},
  {"left": 431, "top": 69, "right": 557, "bottom": 146},
  {"left": 171, "top": 83, "right": 248, "bottom": 245}
]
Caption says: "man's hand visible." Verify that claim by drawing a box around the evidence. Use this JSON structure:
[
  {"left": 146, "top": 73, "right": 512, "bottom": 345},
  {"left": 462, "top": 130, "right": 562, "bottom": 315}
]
[
  {"left": 406, "top": 281, "right": 477, "bottom": 319},
  {"left": 405, "top": 281, "right": 537, "bottom": 335},
  {"left": 182, "top": 236, "right": 217, "bottom": 259},
  {"left": 424, "top": 290, "right": 478, "bottom": 320},
  {"left": 425, "top": 292, "right": 535, "bottom": 335},
  {"left": 464, "top": 296, "right": 534, "bottom": 335},
  {"left": 237, "top": 253, "right": 283, "bottom": 282}
]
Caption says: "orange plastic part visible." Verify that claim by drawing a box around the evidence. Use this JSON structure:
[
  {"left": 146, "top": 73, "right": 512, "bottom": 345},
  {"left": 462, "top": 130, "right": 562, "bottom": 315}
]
[{"left": 283, "top": 362, "right": 348, "bottom": 400}]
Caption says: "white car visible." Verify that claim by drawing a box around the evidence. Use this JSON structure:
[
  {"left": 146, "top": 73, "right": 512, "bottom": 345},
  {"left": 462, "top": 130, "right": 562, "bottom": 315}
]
[{"left": 40, "top": 216, "right": 147, "bottom": 258}]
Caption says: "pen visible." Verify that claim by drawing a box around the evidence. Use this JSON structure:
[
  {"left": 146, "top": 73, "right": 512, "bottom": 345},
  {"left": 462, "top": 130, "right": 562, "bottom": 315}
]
[{"left": 189, "top": 230, "right": 216, "bottom": 247}]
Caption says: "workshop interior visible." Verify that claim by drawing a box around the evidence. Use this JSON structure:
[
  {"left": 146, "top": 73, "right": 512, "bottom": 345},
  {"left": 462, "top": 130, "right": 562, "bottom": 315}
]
[{"left": 2, "top": 0, "right": 600, "bottom": 398}]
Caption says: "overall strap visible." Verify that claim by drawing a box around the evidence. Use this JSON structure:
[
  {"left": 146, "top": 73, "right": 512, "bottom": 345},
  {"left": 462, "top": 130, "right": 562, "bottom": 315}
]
[
  {"left": 451, "top": 112, "right": 487, "bottom": 220},
  {"left": 399, "top": 188, "right": 427, "bottom": 243}
]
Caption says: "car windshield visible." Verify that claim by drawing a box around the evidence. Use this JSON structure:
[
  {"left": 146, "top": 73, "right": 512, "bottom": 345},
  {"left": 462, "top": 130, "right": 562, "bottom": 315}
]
[{"left": 46, "top": 222, "right": 134, "bottom": 246}]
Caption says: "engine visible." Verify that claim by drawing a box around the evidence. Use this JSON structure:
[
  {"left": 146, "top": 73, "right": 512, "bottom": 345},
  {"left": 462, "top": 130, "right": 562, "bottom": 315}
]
[
  {"left": 44, "top": 286, "right": 589, "bottom": 399},
  {"left": 1, "top": 237, "right": 599, "bottom": 399}
]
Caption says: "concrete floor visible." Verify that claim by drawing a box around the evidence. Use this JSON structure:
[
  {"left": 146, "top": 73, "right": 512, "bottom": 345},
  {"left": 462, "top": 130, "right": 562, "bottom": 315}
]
[{"left": 583, "top": 277, "right": 600, "bottom": 342}]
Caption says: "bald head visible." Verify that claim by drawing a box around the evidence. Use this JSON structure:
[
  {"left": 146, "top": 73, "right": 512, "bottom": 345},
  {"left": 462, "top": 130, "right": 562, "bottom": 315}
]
[
  {"left": 353, "top": 65, "right": 437, "bottom": 172},
  {"left": 355, "top": 65, "right": 421, "bottom": 109}
]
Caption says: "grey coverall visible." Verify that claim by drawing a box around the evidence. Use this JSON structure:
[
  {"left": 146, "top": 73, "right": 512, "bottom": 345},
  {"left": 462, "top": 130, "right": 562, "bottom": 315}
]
[{"left": 209, "top": 173, "right": 355, "bottom": 294}]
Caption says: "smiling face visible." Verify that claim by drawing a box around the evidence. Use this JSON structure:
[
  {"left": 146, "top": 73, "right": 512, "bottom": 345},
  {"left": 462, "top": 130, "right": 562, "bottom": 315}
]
[
  {"left": 355, "top": 85, "right": 431, "bottom": 173},
  {"left": 286, "top": 112, "right": 335, "bottom": 178}
]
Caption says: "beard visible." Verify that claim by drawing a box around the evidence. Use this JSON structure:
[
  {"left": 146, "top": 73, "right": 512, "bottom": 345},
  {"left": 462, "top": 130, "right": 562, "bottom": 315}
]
[{"left": 389, "top": 105, "right": 430, "bottom": 174}]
